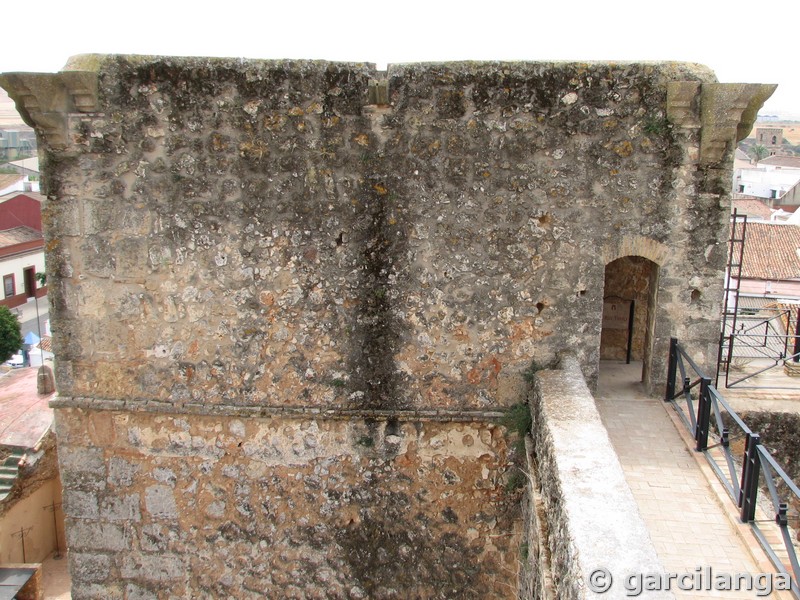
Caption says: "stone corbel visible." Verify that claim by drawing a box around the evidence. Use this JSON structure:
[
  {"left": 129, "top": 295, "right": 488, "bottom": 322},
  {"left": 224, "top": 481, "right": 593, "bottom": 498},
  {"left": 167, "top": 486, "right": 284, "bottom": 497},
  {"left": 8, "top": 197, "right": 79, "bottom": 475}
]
[
  {"left": 700, "top": 83, "right": 776, "bottom": 165},
  {"left": 666, "top": 81, "right": 702, "bottom": 131},
  {"left": 668, "top": 81, "right": 776, "bottom": 165},
  {"left": 62, "top": 71, "right": 100, "bottom": 114},
  {"left": 0, "top": 71, "right": 99, "bottom": 151}
]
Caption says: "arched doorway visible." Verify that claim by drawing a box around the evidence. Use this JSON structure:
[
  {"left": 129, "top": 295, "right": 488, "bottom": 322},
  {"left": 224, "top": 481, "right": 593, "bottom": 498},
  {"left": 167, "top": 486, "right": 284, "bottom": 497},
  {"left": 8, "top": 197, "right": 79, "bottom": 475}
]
[{"left": 600, "top": 256, "right": 659, "bottom": 386}]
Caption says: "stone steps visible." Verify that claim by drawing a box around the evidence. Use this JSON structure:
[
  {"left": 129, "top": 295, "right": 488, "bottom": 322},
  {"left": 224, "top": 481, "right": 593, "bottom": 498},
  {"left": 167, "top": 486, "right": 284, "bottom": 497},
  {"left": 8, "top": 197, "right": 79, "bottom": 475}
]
[
  {"left": 783, "top": 361, "right": 800, "bottom": 377},
  {"left": 0, "top": 447, "right": 27, "bottom": 502}
]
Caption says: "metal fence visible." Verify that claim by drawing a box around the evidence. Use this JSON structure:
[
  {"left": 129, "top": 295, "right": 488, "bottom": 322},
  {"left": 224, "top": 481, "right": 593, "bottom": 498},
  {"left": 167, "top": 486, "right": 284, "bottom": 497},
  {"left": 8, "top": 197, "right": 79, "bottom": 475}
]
[
  {"left": 666, "top": 337, "right": 800, "bottom": 596},
  {"left": 719, "top": 305, "right": 800, "bottom": 389}
]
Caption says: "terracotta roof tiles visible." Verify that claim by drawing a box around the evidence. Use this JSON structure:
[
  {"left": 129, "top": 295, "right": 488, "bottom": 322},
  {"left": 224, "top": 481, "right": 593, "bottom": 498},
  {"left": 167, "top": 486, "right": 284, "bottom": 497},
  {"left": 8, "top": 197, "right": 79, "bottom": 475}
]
[
  {"left": 0, "top": 190, "right": 44, "bottom": 203},
  {"left": 732, "top": 198, "right": 773, "bottom": 220},
  {"left": 0, "top": 226, "right": 42, "bottom": 248},
  {"left": 741, "top": 222, "right": 800, "bottom": 280}
]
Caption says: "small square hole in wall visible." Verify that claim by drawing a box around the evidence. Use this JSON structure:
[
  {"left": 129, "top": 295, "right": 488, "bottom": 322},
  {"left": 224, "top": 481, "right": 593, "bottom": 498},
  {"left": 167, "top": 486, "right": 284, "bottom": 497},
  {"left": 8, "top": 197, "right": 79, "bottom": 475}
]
[{"left": 368, "top": 80, "right": 389, "bottom": 106}]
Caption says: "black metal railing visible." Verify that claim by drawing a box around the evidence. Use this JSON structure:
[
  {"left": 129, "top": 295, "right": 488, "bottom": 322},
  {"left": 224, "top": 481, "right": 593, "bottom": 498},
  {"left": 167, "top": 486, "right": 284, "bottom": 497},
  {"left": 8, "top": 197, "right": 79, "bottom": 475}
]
[
  {"left": 720, "top": 307, "right": 800, "bottom": 389},
  {"left": 666, "top": 337, "right": 800, "bottom": 596},
  {"left": 727, "top": 310, "right": 793, "bottom": 358}
]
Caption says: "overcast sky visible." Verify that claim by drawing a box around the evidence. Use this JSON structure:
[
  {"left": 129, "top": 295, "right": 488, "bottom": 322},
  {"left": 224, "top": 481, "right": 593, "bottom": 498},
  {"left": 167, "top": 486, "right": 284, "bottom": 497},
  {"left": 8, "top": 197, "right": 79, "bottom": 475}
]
[{"left": 2, "top": 0, "right": 798, "bottom": 117}]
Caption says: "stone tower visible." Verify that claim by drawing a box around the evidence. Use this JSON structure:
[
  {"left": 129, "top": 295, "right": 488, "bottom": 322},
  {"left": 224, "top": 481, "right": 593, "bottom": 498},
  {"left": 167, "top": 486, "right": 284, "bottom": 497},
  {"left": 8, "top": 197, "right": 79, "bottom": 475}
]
[{"left": 1, "top": 57, "right": 774, "bottom": 597}]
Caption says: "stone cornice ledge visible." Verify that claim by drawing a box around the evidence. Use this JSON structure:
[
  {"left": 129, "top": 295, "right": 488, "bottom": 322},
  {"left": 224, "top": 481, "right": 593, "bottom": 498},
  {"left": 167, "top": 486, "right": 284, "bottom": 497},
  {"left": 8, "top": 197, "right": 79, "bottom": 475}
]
[
  {"left": 50, "top": 396, "right": 505, "bottom": 422},
  {"left": 0, "top": 71, "right": 99, "bottom": 150},
  {"left": 667, "top": 81, "right": 776, "bottom": 165}
]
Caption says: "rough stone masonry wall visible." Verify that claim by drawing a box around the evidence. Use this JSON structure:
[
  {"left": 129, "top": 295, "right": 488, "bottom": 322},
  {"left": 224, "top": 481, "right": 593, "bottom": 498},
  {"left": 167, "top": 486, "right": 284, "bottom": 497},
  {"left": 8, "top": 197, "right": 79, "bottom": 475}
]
[
  {"left": 0, "top": 57, "right": 774, "bottom": 598},
  {"left": 54, "top": 407, "right": 520, "bottom": 599},
  {"left": 11, "top": 57, "right": 762, "bottom": 406}
]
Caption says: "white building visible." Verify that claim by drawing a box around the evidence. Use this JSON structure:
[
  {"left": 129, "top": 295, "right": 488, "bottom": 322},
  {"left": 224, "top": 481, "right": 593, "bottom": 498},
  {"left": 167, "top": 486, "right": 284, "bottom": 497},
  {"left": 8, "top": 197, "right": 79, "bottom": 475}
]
[
  {"left": 0, "top": 226, "right": 46, "bottom": 310},
  {"left": 0, "top": 173, "right": 39, "bottom": 196},
  {"left": 736, "top": 166, "right": 800, "bottom": 200}
]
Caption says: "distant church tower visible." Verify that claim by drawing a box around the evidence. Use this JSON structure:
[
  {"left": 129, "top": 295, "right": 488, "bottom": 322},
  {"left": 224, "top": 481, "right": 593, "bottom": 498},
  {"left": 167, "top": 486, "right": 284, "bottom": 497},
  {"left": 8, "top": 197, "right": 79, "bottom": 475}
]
[{"left": 756, "top": 126, "right": 784, "bottom": 156}]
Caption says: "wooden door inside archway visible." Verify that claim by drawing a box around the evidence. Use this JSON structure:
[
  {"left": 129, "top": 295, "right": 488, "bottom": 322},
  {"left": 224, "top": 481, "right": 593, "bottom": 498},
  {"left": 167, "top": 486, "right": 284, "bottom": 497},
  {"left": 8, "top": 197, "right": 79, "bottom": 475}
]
[{"left": 601, "top": 256, "right": 659, "bottom": 385}]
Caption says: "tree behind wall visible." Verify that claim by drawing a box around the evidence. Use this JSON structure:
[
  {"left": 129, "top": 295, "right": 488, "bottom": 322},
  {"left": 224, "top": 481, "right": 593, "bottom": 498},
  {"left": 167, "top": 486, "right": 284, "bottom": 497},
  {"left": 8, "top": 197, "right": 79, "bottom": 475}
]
[
  {"left": 0, "top": 306, "right": 22, "bottom": 362},
  {"left": 751, "top": 144, "right": 769, "bottom": 164}
]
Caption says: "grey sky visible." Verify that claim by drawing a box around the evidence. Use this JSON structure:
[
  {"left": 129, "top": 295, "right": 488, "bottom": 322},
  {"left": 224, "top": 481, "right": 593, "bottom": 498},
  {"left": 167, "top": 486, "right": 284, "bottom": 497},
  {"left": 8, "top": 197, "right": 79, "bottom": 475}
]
[{"left": 2, "top": 0, "right": 797, "bottom": 117}]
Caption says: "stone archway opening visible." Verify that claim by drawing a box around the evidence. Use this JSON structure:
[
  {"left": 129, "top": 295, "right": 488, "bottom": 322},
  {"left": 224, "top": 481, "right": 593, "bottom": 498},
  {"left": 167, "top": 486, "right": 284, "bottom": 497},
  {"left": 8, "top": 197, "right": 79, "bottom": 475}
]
[{"left": 600, "top": 256, "right": 660, "bottom": 386}]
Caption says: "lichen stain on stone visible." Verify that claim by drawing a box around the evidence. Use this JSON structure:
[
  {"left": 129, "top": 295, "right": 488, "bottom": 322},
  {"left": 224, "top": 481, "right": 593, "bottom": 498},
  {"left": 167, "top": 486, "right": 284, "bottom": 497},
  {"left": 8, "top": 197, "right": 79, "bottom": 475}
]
[{"left": 348, "top": 164, "right": 408, "bottom": 410}]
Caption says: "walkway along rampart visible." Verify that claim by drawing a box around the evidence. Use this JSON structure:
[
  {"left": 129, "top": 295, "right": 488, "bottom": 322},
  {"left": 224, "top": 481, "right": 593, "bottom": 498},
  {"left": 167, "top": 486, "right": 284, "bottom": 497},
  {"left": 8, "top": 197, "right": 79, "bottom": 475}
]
[{"left": 0, "top": 56, "right": 773, "bottom": 597}]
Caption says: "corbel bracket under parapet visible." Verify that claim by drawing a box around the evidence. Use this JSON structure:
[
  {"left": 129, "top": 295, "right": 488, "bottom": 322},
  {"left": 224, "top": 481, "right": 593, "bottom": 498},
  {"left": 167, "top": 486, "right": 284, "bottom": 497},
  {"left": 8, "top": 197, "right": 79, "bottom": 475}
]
[
  {"left": 0, "top": 71, "right": 99, "bottom": 151},
  {"left": 666, "top": 81, "right": 702, "bottom": 131},
  {"left": 667, "top": 81, "right": 777, "bottom": 165}
]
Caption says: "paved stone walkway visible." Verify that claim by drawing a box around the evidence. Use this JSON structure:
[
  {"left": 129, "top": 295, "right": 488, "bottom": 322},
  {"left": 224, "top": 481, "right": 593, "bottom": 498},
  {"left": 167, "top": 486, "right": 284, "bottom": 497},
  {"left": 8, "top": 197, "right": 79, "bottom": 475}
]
[
  {"left": 0, "top": 367, "right": 53, "bottom": 447},
  {"left": 595, "top": 361, "right": 793, "bottom": 599},
  {"left": 42, "top": 551, "right": 70, "bottom": 600}
]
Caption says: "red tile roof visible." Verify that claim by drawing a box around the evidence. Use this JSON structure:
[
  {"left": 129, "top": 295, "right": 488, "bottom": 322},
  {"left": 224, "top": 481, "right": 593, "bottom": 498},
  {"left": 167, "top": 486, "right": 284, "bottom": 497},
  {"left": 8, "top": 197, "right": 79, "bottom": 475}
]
[
  {"left": 741, "top": 222, "right": 800, "bottom": 280},
  {"left": 0, "top": 226, "right": 41, "bottom": 248},
  {"left": 759, "top": 156, "right": 800, "bottom": 169},
  {"left": 38, "top": 337, "right": 51, "bottom": 352},
  {"left": 732, "top": 198, "right": 773, "bottom": 220},
  {"left": 0, "top": 191, "right": 45, "bottom": 204}
]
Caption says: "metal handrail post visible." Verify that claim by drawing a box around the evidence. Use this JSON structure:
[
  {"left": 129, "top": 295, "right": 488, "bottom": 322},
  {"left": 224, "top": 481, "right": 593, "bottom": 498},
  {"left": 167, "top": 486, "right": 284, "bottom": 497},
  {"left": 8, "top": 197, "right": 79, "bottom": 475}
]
[
  {"left": 739, "top": 432, "right": 761, "bottom": 522},
  {"left": 794, "top": 308, "right": 800, "bottom": 363},
  {"left": 695, "top": 377, "right": 711, "bottom": 451},
  {"left": 666, "top": 337, "right": 678, "bottom": 401}
]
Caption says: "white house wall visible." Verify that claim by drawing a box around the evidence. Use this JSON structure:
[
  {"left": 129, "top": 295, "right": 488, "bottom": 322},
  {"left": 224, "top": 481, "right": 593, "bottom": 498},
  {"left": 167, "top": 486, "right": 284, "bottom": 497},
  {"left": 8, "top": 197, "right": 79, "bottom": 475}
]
[
  {"left": 0, "top": 248, "right": 45, "bottom": 301},
  {"left": 737, "top": 278, "right": 800, "bottom": 298},
  {"left": 0, "top": 177, "right": 40, "bottom": 197},
  {"left": 737, "top": 167, "right": 800, "bottom": 198}
]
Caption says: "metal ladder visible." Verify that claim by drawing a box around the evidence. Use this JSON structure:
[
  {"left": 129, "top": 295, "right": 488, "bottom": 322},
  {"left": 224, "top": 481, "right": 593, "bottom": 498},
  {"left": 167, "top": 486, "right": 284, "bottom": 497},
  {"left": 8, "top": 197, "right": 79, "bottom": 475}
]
[{"left": 716, "top": 209, "right": 747, "bottom": 387}]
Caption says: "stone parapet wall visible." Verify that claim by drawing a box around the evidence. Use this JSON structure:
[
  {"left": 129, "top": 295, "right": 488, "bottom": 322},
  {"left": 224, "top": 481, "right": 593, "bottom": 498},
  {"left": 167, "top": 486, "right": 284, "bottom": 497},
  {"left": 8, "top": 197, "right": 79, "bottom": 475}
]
[
  {"left": 525, "top": 355, "right": 673, "bottom": 599},
  {"left": 517, "top": 435, "right": 553, "bottom": 599}
]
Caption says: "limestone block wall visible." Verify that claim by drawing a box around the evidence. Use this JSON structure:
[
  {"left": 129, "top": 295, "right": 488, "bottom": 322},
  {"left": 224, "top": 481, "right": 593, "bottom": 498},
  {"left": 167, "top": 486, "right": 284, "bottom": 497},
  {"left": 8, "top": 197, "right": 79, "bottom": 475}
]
[
  {"left": 55, "top": 407, "right": 519, "bottom": 598},
  {"left": 0, "top": 57, "right": 774, "bottom": 597}
]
